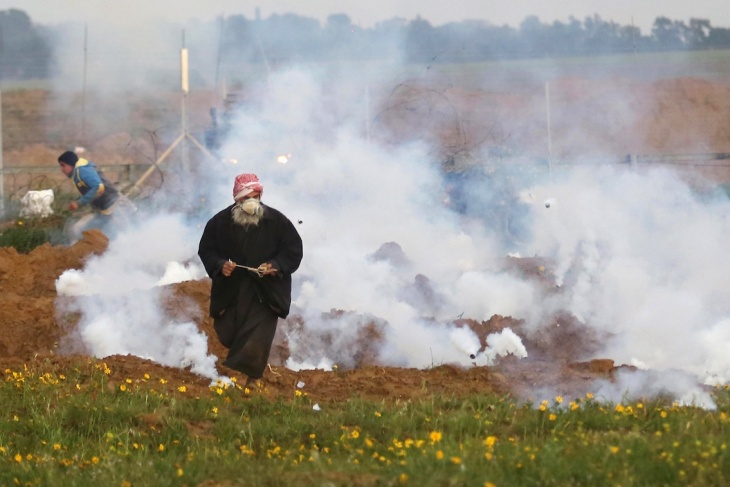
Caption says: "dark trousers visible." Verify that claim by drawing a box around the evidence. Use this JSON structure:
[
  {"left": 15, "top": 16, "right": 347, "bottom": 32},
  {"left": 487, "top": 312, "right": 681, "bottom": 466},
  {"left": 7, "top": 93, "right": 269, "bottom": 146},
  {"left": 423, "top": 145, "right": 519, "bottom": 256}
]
[{"left": 213, "top": 291, "right": 278, "bottom": 379}]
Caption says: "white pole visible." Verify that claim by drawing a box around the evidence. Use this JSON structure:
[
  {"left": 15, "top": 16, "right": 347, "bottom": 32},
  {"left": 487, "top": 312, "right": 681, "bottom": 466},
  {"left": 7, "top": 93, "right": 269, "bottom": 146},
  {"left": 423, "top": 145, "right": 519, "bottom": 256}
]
[
  {"left": 82, "top": 24, "right": 88, "bottom": 144},
  {"left": 215, "top": 16, "right": 225, "bottom": 105},
  {"left": 0, "top": 25, "right": 5, "bottom": 216},
  {"left": 365, "top": 84, "right": 371, "bottom": 143},
  {"left": 545, "top": 81, "right": 552, "bottom": 174},
  {"left": 0, "top": 89, "right": 4, "bottom": 217},
  {"left": 180, "top": 30, "right": 189, "bottom": 173},
  {"left": 181, "top": 48, "right": 189, "bottom": 95}
]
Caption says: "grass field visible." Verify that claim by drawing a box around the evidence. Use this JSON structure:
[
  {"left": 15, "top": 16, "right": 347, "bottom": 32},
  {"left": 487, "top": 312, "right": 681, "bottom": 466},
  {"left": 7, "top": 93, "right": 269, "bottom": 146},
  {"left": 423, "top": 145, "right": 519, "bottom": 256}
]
[{"left": 2, "top": 360, "right": 730, "bottom": 486}]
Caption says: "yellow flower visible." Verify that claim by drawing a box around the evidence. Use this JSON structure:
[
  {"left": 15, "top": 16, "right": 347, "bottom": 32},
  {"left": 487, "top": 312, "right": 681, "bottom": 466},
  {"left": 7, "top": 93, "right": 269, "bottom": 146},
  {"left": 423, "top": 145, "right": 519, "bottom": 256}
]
[
  {"left": 485, "top": 482, "right": 496, "bottom": 487},
  {"left": 295, "top": 390, "right": 303, "bottom": 397},
  {"left": 485, "top": 452, "right": 493, "bottom": 461},
  {"left": 398, "top": 473, "right": 408, "bottom": 484},
  {"left": 555, "top": 395, "right": 563, "bottom": 404},
  {"left": 144, "top": 373, "right": 150, "bottom": 380},
  {"left": 539, "top": 404, "right": 547, "bottom": 412},
  {"left": 119, "top": 384, "right": 127, "bottom": 392},
  {"left": 159, "top": 378, "right": 167, "bottom": 384},
  {"left": 586, "top": 392, "right": 594, "bottom": 399},
  {"left": 483, "top": 436, "right": 497, "bottom": 448},
  {"left": 92, "top": 456, "right": 99, "bottom": 464},
  {"left": 660, "top": 410, "right": 668, "bottom": 418},
  {"left": 177, "top": 468, "right": 184, "bottom": 477},
  {"left": 178, "top": 385, "right": 187, "bottom": 393},
  {"left": 610, "top": 446, "right": 620, "bottom": 454},
  {"left": 549, "top": 414, "right": 557, "bottom": 421},
  {"left": 211, "top": 407, "right": 218, "bottom": 414},
  {"left": 374, "top": 411, "right": 382, "bottom": 417},
  {"left": 429, "top": 431, "right": 442, "bottom": 443},
  {"left": 14, "top": 453, "right": 22, "bottom": 463},
  {"left": 436, "top": 450, "right": 444, "bottom": 460},
  {"left": 450, "top": 456, "right": 462, "bottom": 464},
  {"left": 158, "top": 444, "right": 165, "bottom": 452},
  {"left": 350, "top": 430, "right": 360, "bottom": 439},
  {"left": 53, "top": 444, "right": 61, "bottom": 451}
]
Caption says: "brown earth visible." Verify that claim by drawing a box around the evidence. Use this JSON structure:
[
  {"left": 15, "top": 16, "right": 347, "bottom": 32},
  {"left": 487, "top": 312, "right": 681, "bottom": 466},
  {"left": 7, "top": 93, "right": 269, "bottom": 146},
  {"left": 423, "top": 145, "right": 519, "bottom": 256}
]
[{"left": 0, "top": 229, "right": 623, "bottom": 404}]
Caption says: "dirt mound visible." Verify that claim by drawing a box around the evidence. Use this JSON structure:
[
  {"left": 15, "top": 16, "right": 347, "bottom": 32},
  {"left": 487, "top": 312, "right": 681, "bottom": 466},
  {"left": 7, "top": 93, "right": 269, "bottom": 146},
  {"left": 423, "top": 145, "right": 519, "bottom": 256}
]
[{"left": 0, "top": 230, "right": 620, "bottom": 403}]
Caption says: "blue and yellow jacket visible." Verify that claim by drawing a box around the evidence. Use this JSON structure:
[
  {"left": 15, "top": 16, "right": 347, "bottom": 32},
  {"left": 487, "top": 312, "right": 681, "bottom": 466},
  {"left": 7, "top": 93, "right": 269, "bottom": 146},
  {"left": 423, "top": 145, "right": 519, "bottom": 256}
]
[{"left": 71, "top": 158, "right": 119, "bottom": 214}]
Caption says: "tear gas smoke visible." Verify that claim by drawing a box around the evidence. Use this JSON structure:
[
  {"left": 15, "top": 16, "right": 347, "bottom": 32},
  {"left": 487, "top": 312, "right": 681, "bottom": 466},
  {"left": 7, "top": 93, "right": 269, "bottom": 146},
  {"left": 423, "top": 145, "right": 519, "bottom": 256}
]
[
  {"left": 55, "top": 215, "right": 218, "bottom": 380},
  {"left": 51, "top": 58, "right": 730, "bottom": 408}
]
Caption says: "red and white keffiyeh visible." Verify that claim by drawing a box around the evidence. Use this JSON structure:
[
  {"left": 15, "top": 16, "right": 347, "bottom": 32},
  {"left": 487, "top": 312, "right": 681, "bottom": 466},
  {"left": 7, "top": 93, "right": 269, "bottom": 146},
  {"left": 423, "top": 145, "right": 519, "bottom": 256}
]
[{"left": 233, "top": 173, "right": 264, "bottom": 201}]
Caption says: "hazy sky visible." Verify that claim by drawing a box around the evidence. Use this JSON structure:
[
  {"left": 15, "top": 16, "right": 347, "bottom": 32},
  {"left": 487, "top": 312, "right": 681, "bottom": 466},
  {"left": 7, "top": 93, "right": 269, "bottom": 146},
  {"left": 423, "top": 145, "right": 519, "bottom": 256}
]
[{"left": 3, "top": 0, "right": 730, "bottom": 32}]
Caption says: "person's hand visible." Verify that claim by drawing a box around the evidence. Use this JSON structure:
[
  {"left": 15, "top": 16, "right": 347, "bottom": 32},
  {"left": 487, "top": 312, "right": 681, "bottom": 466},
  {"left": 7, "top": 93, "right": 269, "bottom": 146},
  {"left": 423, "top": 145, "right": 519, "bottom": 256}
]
[
  {"left": 68, "top": 201, "right": 79, "bottom": 211},
  {"left": 222, "top": 260, "right": 236, "bottom": 277},
  {"left": 258, "top": 262, "right": 278, "bottom": 276}
]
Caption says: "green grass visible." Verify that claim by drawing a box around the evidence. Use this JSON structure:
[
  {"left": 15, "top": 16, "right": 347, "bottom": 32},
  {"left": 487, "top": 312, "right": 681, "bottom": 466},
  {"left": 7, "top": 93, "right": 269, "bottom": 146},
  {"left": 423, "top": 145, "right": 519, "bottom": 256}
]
[
  {"left": 0, "top": 190, "right": 78, "bottom": 252},
  {"left": 0, "top": 213, "right": 70, "bottom": 252},
  {"left": 0, "top": 224, "right": 52, "bottom": 252},
  {"left": 2, "top": 360, "right": 730, "bottom": 486}
]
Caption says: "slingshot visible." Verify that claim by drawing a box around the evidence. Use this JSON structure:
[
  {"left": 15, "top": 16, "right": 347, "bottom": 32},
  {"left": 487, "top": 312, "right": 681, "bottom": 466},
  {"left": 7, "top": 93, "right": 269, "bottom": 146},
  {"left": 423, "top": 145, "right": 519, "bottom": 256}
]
[{"left": 229, "top": 260, "right": 266, "bottom": 277}]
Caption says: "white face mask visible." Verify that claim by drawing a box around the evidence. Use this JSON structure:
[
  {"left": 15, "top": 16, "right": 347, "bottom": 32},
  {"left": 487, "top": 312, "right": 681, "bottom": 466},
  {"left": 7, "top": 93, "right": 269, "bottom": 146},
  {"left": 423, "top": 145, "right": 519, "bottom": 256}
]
[{"left": 240, "top": 198, "right": 262, "bottom": 216}]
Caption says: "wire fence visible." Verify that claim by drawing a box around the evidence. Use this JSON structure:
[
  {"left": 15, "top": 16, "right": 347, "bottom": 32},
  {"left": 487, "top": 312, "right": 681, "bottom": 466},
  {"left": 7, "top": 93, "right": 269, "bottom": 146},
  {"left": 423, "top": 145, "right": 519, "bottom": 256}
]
[
  {"left": 4, "top": 152, "right": 730, "bottom": 198},
  {"left": 1, "top": 163, "right": 153, "bottom": 206}
]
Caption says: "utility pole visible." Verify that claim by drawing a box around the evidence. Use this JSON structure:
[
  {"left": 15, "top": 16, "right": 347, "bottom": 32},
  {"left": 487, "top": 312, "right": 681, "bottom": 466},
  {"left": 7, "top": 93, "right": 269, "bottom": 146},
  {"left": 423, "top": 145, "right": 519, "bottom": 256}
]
[
  {"left": 82, "top": 24, "right": 88, "bottom": 144},
  {"left": 181, "top": 29, "right": 189, "bottom": 175},
  {"left": 0, "top": 25, "right": 5, "bottom": 217},
  {"left": 126, "top": 33, "right": 216, "bottom": 196},
  {"left": 545, "top": 81, "right": 552, "bottom": 174}
]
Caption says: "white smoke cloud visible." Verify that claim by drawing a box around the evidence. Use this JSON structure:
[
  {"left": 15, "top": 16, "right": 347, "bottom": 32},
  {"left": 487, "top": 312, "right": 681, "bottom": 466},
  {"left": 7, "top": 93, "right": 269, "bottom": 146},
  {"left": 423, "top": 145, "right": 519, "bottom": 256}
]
[
  {"left": 45, "top": 30, "right": 730, "bottom": 409},
  {"left": 522, "top": 165, "right": 730, "bottom": 404},
  {"left": 55, "top": 213, "right": 221, "bottom": 381}
]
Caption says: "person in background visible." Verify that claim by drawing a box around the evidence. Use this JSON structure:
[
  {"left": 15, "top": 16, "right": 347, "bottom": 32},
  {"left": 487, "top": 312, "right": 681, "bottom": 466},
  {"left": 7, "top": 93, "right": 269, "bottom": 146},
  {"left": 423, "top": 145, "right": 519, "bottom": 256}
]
[
  {"left": 57, "top": 150, "right": 135, "bottom": 239},
  {"left": 198, "top": 173, "right": 303, "bottom": 389}
]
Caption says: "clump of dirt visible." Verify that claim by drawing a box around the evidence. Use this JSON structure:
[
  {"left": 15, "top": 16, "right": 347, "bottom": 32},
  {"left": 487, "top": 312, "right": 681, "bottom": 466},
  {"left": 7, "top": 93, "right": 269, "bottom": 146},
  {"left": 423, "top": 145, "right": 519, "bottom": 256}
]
[{"left": 0, "top": 230, "right": 621, "bottom": 404}]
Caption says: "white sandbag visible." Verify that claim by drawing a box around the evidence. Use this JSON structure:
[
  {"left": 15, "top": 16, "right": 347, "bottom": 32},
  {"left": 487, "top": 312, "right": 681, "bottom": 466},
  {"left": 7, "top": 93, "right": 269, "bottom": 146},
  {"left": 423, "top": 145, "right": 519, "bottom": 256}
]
[{"left": 19, "top": 189, "right": 54, "bottom": 218}]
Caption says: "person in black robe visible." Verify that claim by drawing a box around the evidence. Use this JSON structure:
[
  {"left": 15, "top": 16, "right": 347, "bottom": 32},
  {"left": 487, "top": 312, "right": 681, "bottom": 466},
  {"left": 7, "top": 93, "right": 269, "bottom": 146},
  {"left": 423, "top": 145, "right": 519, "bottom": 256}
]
[{"left": 198, "top": 173, "right": 303, "bottom": 387}]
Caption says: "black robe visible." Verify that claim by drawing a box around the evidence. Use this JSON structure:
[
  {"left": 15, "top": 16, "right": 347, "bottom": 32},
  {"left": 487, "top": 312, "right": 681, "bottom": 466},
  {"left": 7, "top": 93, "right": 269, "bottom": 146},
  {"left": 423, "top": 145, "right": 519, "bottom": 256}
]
[
  {"left": 198, "top": 203, "right": 303, "bottom": 376},
  {"left": 198, "top": 203, "right": 303, "bottom": 318}
]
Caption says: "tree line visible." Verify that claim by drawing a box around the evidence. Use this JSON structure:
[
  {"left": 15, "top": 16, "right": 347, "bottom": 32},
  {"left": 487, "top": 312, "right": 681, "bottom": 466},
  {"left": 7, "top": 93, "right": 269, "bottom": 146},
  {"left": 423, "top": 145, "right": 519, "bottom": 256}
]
[{"left": 2, "top": 8, "right": 730, "bottom": 80}]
